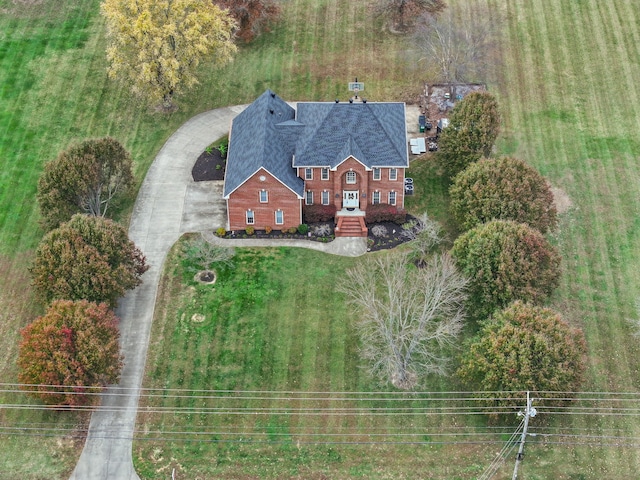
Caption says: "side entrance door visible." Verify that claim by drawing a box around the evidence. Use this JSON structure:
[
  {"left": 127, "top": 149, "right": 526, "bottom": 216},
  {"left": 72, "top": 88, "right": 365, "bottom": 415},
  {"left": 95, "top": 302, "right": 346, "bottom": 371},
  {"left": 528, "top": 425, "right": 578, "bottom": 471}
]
[{"left": 343, "top": 190, "right": 359, "bottom": 209}]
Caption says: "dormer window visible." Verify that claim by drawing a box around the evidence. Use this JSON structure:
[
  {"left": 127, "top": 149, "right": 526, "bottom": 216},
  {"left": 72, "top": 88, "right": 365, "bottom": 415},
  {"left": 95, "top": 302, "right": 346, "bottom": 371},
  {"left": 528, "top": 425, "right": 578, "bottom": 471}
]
[{"left": 346, "top": 171, "right": 356, "bottom": 184}]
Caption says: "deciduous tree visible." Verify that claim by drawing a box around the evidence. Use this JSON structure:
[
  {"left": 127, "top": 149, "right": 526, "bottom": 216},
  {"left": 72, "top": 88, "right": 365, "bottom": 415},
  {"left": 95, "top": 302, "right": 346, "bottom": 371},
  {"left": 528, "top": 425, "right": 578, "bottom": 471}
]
[
  {"left": 456, "top": 301, "right": 587, "bottom": 407},
  {"left": 376, "top": 0, "right": 446, "bottom": 33},
  {"left": 401, "top": 212, "right": 444, "bottom": 260},
  {"left": 184, "top": 233, "right": 235, "bottom": 270},
  {"left": 18, "top": 300, "right": 123, "bottom": 406},
  {"left": 31, "top": 214, "right": 148, "bottom": 307},
  {"left": 437, "top": 91, "right": 501, "bottom": 179},
  {"left": 450, "top": 157, "right": 558, "bottom": 233},
  {"left": 101, "top": 0, "right": 237, "bottom": 108},
  {"left": 451, "top": 220, "right": 560, "bottom": 320},
  {"left": 37, "top": 137, "right": 133, "bottom": 231},
  {"left": 414, "top": 7, "right": 496, "bottom": 83},
  {"left": 214, "top": 0, "right": 279, "bottom": 42},
  {"left": 341, "top": 252, "right": 467, "bottom": 390}
]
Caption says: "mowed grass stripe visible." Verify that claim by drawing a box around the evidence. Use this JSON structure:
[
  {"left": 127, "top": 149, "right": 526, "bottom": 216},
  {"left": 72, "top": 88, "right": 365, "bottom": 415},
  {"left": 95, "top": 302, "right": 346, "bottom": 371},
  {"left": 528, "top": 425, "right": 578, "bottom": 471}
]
[{"left": 495, "top": 0, "right": 640, "bottom": 476}]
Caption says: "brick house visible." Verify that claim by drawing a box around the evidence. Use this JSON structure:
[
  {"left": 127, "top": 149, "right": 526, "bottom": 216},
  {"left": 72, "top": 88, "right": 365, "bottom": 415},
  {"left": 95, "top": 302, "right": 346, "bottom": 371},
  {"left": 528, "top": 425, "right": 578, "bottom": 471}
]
[{"left": 223, "top": 90, "right": 409, "bottom": 236}]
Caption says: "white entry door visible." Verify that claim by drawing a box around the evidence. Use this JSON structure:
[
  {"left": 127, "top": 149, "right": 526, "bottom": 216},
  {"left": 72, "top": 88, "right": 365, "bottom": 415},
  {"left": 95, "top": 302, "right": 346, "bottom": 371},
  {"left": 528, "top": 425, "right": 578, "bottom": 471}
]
[{"left": 343, "top": 190, "right": 359, "bottom": 208}]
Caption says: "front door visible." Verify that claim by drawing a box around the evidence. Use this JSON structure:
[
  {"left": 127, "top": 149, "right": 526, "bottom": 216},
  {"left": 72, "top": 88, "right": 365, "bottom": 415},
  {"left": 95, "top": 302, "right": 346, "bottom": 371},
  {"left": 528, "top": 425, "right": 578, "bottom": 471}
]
[{"left": 343, "top": 190, "right": 359, "bottom": 209}]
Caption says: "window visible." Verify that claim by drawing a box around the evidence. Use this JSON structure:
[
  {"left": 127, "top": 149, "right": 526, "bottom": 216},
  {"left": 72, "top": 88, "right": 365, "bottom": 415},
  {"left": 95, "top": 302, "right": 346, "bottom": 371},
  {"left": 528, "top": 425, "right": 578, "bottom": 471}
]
[
  {"left": 321, "top": 168, "right": 329, "bottom": 180},
  {"left": 346, "top": 171, "right": 356, "bottom": 184},
  {"left": 246, "top": 210, "right": 254, "bottom": 225},
  {"left": 305, "top": 168, "right": 313, "bottom": 180},
  {"left": 275, "top": 210, "right": 284, "bottom": 225},
  {"left": 372, "top": 191, "right": 380, "bottom": 205},
  {"left": 306, "top": 190, "right": 314, "bottom": 205},
  {"left": 389, "top": 168, "right": 398, "bottom": 181},
  {"left": 259, "top": 190, "right": 268, "bottom": 203},
  {"left": 321, "top": 190, "right": 330, "bottom": 205},
  {"left": 373, "top": 168, "right": 381, "bottom": 180},
  {"left": 389, "top": 191, "right": 397, "bottom": 206}
]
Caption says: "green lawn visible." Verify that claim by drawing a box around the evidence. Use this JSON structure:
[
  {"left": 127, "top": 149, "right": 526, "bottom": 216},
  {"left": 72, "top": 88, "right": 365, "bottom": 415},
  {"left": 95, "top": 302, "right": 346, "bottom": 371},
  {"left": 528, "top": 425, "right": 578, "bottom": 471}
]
[
  {"left": 135, "top": 243, "right": 500, "bottom": 479},
  {"left": 2, "top": 0, "right": 640, "bottom": 477}
]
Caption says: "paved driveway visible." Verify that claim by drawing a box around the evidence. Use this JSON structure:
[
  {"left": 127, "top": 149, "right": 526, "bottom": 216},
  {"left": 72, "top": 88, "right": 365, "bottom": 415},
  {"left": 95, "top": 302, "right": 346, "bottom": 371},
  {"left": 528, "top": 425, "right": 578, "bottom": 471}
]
[{"left": 69, "top": 106, "right": 244, "bottom": 480}]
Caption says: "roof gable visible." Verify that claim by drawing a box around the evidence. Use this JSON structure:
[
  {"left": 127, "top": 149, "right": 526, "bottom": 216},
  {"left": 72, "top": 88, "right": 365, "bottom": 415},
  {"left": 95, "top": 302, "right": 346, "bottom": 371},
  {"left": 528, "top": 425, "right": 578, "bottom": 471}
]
[{"left": 223, "top": 90, "right": 305, "bottom": 197}]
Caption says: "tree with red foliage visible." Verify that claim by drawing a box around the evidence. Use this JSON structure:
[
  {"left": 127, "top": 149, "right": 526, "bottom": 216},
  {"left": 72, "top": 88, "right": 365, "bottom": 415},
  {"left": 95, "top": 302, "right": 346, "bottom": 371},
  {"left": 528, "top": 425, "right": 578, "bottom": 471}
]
[
  {"left": 18, "top": 300, "right": 123, "bottom": 406},
  {"left": 214, "top": 0, "right": 280, "bottom": 42},
  {"left": 31, "top": 214, "right": 148, "bottom": 307}
]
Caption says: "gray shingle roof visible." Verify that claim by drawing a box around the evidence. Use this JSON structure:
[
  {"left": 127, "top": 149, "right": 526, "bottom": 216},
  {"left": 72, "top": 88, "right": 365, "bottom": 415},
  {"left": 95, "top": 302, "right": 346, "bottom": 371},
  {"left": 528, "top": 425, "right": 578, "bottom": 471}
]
[
  {"left": 223, "top": 90, "right": 305, "bottom": 198},
  {"left": 223, "top": 91, "right": 407, "bottom": 197},
  {"left": 292, "top": 101, "right": 408, "bottom": 168}
]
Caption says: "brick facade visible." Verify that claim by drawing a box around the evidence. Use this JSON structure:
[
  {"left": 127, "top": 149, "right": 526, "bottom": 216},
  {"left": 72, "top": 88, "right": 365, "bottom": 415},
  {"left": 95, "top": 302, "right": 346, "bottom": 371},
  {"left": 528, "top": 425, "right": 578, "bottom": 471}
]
[
  {"left": 300, "top": 157, "right": 405, "bottom": 213},
  {"left": 227, "top": 168, "right": 302, "bottom": 231}
]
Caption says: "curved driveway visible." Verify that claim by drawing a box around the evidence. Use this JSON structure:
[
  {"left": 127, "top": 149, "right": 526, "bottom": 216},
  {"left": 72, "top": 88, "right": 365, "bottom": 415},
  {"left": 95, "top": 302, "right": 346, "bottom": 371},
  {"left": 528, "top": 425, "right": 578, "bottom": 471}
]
[
  {"left": 69, "top": 106, "right": 246, "bottom": 480},
  {"left": 69, "top": 105, "right": 369, "bottom": 480}
]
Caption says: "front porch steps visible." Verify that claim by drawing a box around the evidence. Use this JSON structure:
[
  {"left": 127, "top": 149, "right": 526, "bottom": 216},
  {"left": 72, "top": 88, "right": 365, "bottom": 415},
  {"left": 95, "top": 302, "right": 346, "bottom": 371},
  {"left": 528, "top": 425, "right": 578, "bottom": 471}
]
[{"left": 335, "top": 215, "right": 368, "bottom": 238}]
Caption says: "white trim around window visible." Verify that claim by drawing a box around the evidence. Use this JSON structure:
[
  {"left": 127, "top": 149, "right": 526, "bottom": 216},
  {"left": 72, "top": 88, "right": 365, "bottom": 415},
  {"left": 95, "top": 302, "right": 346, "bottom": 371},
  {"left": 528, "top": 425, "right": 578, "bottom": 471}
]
[
  {"left": 259, "top": 190, "right": 268, "bottom": 203},
  {"left": 321, "top": 190, "right": 330, "bottom": 205},
  {"left": 321, "top": 167, "right": 329, "bottom": 180},
  {"left": 389, "top": 191, "right": 397, "bottom": 206},
  {"left": 372, "top": 191, "right": 380, "bottom": 205},
  {"left": 246, "top": 210, "right": 255, "bottom": 225},
  {"left": 389, "top": 168, "right": 398, "bottom": 181},
  {"left": 305, "top": 168, "right": 313, "bottom": 180},
  {"left": 373, "top": 167, "right": 381, "bottom": 180},
  {"left": 346, "top": 171, "right": 356, "bottom": 184},
  {"left": 305, "top": 190, "right": 313, "bottom": 205},
  {"left": 275, "top": 209, "right": 284, "bottom": 225}
]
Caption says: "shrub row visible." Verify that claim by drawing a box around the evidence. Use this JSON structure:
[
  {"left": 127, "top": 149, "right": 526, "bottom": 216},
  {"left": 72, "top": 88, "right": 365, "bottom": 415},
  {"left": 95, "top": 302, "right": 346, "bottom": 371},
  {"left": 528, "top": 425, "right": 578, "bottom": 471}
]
[
  {"left": 304, "top": 204, "right": 336, "bottom": 223},
  {"left": 365, "top": 204, "right": 407, "bottom": 224}
]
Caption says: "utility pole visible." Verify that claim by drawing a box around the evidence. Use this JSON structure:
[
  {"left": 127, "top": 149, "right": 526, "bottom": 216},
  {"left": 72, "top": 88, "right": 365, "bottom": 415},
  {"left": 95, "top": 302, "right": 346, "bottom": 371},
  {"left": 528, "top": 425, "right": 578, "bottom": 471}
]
[{"left": 512, "top": 391, "right": 536, "bottom": 480}]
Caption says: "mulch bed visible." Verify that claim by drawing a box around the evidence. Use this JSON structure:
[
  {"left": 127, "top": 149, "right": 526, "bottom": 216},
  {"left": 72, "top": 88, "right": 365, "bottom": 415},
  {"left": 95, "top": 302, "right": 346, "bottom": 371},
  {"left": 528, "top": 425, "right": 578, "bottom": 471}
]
[
  {"left": 192, "top": 149, "right": 226, "bottom": 182},
  {"left": 218, "top": 216, "right": 419, "bottom": 252}
]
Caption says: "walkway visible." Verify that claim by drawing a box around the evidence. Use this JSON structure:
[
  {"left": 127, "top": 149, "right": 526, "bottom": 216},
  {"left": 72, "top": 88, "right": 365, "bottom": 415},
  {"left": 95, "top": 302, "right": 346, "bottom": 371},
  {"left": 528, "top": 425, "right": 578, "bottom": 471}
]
[{"left": 68, "top": 105, "right": 369, "bottom": 479}]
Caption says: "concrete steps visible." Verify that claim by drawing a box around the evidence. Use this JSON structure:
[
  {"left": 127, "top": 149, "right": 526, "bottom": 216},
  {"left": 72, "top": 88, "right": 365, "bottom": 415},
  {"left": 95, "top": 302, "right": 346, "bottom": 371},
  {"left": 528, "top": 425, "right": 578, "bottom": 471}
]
[{"left": 335, "top": 216, "right": 368, "bottom": 237}]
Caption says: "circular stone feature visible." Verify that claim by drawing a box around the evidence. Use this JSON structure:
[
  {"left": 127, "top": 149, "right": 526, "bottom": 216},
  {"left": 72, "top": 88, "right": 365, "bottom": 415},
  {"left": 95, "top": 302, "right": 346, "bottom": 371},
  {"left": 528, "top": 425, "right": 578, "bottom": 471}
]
[{"left": 194, "top": 270, "right": 216, "bottom": 284}]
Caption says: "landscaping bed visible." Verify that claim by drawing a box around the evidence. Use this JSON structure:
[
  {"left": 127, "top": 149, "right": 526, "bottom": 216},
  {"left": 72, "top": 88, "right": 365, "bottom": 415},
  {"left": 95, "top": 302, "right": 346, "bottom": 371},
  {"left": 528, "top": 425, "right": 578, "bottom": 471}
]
[
  {"left": 191, "top": 148, "right": 226, "bottom": 181},
  {"left": 215, "top": 216, "right": 420, "bottom": 251}
]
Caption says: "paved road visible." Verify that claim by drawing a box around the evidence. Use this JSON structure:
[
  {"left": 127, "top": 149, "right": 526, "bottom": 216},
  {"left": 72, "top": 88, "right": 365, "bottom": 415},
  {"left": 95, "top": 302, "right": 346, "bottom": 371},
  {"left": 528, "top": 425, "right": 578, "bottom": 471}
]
[
  {"left": 69, "top": 102, "right": 418, "bottom": 479},
  {"left": 69, "top": 106, "right": 245, "bottom": 480}
]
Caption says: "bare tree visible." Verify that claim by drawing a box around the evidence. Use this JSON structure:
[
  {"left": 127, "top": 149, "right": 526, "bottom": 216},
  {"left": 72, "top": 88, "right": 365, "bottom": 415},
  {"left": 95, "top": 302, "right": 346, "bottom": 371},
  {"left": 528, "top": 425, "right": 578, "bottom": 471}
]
[
  {"left": 341, "top": 252, "right": 467, "bottom": 389},
  {"left": 185, "top": 234, "right": 235, "bottom": 271},
  {"left": 414, "top": 8, "right": 496, "bottom": 82},
  {"left": 401, "top": 212, "right": 444, "bottom": 259}
]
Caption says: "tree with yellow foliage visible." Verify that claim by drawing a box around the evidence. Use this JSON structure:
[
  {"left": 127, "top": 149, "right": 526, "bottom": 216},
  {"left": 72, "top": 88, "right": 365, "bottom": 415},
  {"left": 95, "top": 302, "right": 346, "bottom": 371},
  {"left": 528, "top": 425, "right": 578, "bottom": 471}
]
[{"left": 101, "top": 0, "right": 237, "bottom": 109}]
